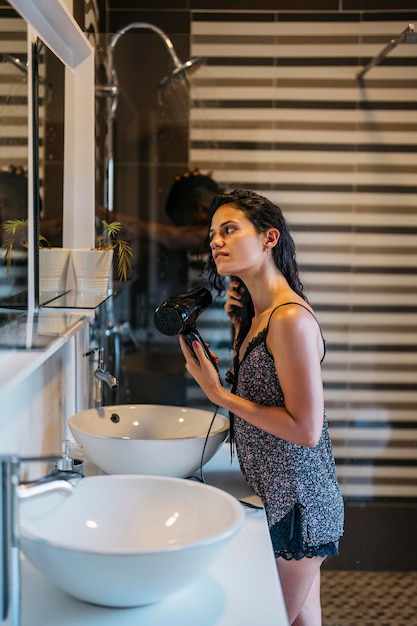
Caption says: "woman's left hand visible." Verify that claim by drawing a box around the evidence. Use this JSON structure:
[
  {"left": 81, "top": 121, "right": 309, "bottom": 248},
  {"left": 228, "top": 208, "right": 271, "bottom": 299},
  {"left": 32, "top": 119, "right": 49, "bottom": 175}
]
[{"left": 179, "top": 335, "right": 223, "bottom": 404}]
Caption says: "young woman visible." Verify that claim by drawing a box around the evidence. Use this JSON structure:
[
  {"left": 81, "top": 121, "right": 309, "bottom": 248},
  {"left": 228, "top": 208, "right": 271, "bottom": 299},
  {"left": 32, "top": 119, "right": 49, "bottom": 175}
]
[{"left": 179, "top": 189, "right": 344, "bottom": 626}]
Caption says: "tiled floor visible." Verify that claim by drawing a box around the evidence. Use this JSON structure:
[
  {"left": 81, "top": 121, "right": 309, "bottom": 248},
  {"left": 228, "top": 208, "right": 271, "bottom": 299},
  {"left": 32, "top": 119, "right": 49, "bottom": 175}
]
[{"left": 321, "top": 571, "right": 417, "bottom": 626}]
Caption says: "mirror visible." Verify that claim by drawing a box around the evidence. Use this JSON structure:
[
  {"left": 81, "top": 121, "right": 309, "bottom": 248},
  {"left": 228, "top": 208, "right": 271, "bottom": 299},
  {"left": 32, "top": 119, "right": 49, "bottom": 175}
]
[
  {"left": 0, "top": 7, "right": 65, "bottom": 309},
  {"left": 36, "top": 38, "right": 65, "bottom": 251},
  {"left": 0, "top": 6, "right": 28, "bottom": 307},
  {"left": 4, "top": 0, "right": 95, "bottom": 318},
  {"left": 34, "top": 36, "right": 66, "bottom": 306}
]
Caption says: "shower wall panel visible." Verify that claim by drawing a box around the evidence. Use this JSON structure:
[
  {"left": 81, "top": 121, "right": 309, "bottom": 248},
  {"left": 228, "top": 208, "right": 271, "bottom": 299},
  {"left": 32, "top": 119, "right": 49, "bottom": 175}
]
[{"left": 190, "top": 10, "right": 417, "bottom": 500}]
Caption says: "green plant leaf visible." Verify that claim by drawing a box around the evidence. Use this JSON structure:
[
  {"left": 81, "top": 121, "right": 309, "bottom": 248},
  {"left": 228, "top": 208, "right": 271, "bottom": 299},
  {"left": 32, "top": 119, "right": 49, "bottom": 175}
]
[
  {"left": 114, "top": 239, "right": 133, "bottom": 281},
  {"left": 96, "top": 220, "right": 133, "bottom": 280}
]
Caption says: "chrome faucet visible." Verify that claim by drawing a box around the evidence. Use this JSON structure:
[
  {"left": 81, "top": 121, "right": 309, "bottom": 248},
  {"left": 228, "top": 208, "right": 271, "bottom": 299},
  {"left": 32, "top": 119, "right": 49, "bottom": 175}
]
[
  {"left": 1, "top": 454, "right": 78, "bottom": 626},
  {"left": 93, "top": 348, "right": 119, "bottom": 407}
]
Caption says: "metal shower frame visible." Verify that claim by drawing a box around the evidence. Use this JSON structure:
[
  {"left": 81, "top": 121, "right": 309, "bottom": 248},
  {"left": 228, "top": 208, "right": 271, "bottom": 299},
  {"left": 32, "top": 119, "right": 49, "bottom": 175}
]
[
  {"left": 97, "top": 21, "right": 205, "bottom": 213},
  {"left": 93, "top": 22, "right": 205, "bottom": 403}
]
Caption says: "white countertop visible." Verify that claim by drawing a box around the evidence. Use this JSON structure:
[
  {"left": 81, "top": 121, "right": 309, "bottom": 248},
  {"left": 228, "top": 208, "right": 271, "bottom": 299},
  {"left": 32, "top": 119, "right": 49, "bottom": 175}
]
[{"left": 20, "top": 445, "right": 289, "bottom": 626}]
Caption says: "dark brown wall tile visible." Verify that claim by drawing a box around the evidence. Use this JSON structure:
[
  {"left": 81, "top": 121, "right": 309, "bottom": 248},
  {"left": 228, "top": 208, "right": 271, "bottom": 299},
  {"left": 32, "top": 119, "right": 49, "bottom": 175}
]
[
  {"left": 108, "top": 0, "right": 187, "bottom": 8},
  {"left": 108, "top": 10, "right": 190, "bottom": 35},
  {"left": 190, "top": 0, "right": 339, "bottom": 8},
  {"left": 343, "top": 0, "right": 416, "bottom": 9}
]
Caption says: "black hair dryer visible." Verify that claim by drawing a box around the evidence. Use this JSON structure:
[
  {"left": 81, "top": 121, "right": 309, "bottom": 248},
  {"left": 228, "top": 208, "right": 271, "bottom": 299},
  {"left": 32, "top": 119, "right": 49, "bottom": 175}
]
[{"left": 154, "top": 287, "right": 218, "bottom": 369}]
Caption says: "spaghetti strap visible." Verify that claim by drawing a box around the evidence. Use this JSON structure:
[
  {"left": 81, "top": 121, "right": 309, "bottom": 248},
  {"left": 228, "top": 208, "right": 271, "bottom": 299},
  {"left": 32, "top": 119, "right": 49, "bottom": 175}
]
[{"left": 266, "top": 302, "right": 326, "bottom": 362}]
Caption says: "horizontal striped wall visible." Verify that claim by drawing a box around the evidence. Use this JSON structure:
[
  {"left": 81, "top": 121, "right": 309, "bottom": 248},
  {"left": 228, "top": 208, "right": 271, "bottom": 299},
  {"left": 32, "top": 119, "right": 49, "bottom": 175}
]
[
  {"left": 190, "top": 12, "right": 417, "bottom": 500},
  {"left": 0, "top": 14, "right": 48, "bottom": 185},
  {"left": 0, "top": 16, "right": 28, "bottom": 171}
]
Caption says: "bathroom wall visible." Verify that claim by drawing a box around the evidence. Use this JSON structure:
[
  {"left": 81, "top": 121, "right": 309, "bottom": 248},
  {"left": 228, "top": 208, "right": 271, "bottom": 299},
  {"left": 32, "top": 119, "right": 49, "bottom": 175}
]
[
  {"left": 103, "top": 0, "right": 417, "bottom": 501},
  {"left": 189, "top": 11, "right": 417, "bottom": 502}
]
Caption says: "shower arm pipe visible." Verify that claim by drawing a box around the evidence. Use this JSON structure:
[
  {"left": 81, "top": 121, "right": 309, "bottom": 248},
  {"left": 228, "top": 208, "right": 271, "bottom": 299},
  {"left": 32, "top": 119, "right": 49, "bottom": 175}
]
[
  {"left": 1, "top": 53, "right": 28, "bottom": 74},
  {"left": 107, "top": 22, "right": 182, "bottom": 107},
  {"left": 357, "top": 23, "right": 415, "bottom": 80},
  {"left": 1, "top": 53, "right": 51, "bottom": 87}
]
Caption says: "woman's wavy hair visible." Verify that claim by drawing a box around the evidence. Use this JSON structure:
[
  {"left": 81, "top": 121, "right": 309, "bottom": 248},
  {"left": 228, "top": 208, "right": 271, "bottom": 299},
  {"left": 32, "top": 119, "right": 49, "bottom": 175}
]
[{"left": 205, "top": 189, "right": 308, "bottom": 349}]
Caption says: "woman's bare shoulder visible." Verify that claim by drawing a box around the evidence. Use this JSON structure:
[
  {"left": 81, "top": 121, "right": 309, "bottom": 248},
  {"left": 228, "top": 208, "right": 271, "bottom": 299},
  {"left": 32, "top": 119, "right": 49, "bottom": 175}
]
[{"left": 268, "top": 301, "right": 319, "bottom": 346}]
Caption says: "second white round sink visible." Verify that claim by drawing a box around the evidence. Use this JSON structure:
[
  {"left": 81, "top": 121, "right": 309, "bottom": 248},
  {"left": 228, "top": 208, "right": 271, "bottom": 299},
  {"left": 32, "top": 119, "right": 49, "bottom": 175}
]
[{"left": 68, "top": 404, "right": 229, "bottom": 477}]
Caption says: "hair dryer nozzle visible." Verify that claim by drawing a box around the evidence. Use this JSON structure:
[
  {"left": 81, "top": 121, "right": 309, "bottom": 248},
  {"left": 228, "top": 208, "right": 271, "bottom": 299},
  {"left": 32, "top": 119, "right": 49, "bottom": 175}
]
[{"left": 154, "top": 287, "right": 212, "bottom": 336}]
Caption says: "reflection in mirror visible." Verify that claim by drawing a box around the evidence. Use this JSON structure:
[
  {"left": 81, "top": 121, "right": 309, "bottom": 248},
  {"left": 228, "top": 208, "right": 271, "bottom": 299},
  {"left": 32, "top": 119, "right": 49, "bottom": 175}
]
[
  {"left": 0, "top": 310, "right": 85, "bottom": 349},
  {"left": 0, "top": 9, "right": 65, "bottom": 309},
  {"left": 36, "top": 38, "right": 64, "bottom": 248},
  {"left": 0, "top": 5, "right": 28, "bottom": 307},
  {"left": 35, "top": 36, "right": 65, "bottom": 306}
]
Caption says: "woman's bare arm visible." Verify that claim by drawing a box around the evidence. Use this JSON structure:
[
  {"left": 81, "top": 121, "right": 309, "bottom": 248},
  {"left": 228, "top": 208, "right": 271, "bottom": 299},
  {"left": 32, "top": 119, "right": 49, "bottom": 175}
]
[{"left": 179, "top": 305, "right": 325, "bottom": 447}]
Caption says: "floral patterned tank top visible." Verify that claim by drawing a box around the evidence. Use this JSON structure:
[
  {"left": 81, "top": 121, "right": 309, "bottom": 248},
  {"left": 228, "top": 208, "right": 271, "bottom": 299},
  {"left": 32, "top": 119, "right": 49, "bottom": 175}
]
[{"left": 232, "top": 303, "right": 344, "bottom": 547}]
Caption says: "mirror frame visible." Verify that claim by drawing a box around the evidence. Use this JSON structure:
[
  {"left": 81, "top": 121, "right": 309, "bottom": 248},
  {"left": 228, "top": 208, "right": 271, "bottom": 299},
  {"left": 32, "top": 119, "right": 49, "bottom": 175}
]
[{"left": 31, "top": 38, "right": 40, "bottom": 307}]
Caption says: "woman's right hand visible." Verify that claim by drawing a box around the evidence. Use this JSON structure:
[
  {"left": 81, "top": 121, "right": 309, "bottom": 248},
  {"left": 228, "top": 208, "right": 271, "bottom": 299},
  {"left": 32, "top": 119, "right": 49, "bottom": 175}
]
[{"left": 225, "top": 279, "right": 244, "bottom": 328}]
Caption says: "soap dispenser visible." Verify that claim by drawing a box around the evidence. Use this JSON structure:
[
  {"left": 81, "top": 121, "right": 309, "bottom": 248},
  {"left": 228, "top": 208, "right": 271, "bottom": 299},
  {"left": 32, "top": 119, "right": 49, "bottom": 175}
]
[{"left": 52, "top": 440, "right": 84, "bottom": 478}]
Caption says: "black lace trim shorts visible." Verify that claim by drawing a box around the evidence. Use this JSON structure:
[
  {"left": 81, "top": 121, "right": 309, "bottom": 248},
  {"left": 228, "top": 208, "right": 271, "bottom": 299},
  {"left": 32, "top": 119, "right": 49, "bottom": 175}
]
[{"left": 270, "top": 504, "right": 339, "bottom": 561}]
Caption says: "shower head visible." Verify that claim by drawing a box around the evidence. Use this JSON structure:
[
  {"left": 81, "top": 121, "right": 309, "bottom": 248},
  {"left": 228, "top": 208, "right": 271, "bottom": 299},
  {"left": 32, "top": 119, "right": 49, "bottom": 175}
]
[
  {"left": 405, "top": 22, "right": 416, "bottom": 42},
  {"left": 95, "top": 22, "right": 206, "bottom": 103},
  {"left": 158, "top": 56, "right": 206, "bottom": 91}
]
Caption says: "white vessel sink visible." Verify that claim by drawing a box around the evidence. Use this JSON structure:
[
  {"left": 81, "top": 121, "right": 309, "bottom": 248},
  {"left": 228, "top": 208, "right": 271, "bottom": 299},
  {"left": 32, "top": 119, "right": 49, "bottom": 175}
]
[
  {"left": 68, "top": 404, "right": 229, "bottom": 477},
  {"left": 19, "top": 474, "right": 244, "bottom": 607}
]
